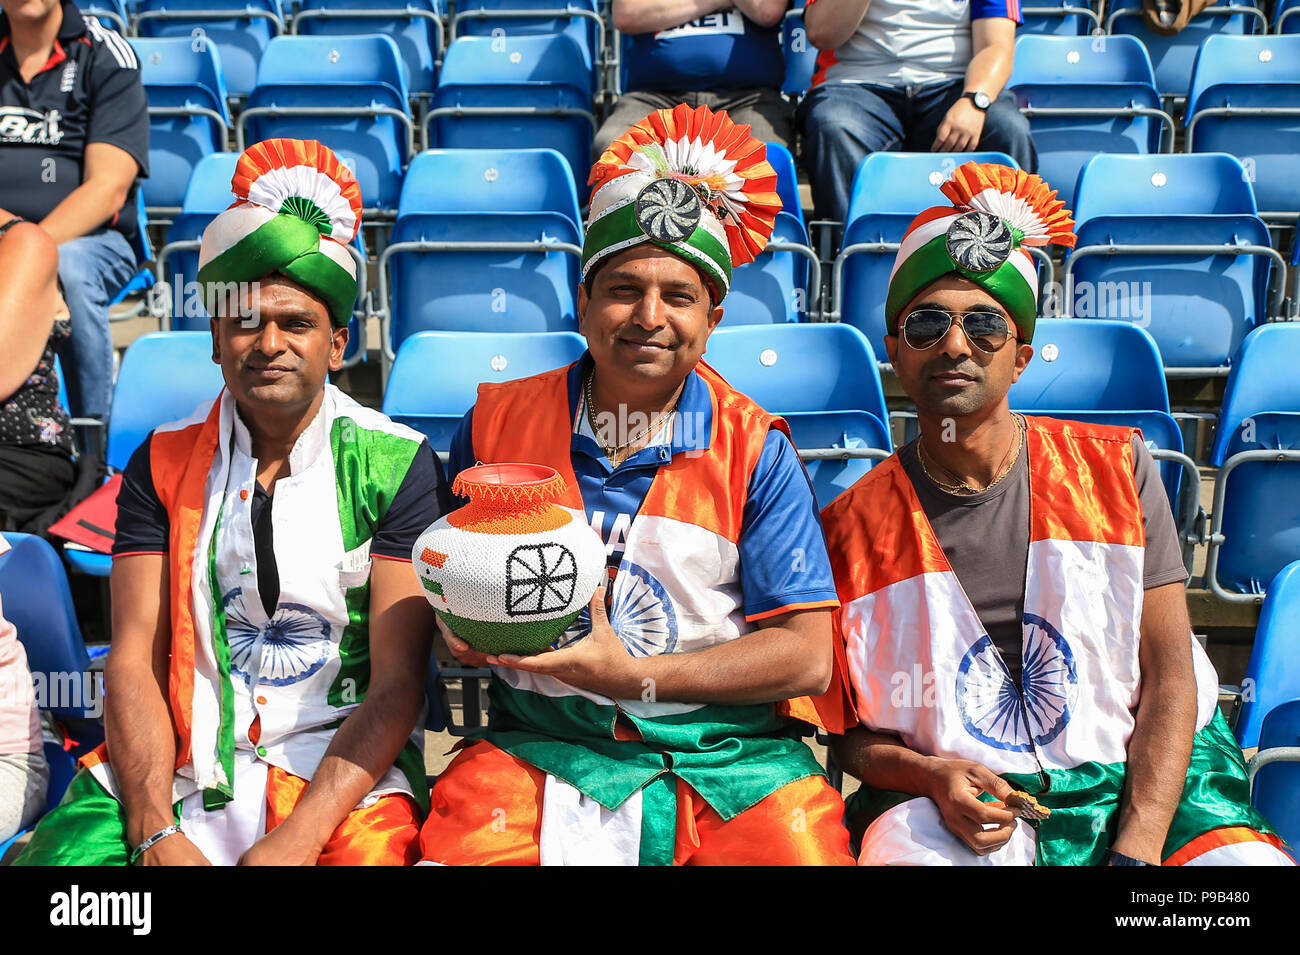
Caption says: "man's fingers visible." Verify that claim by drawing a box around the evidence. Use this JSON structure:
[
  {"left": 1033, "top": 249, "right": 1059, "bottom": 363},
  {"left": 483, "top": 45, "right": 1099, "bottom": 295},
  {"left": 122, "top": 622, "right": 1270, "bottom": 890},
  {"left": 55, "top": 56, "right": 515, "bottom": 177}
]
[
  {"left": 588, "top": 586, "right": 609, "bottom": 626},
  {"left": 963, "top": 820, "right": 1018, "bottom": 855},
  {"left": 950, "top": 789, "right": 1017, "bottom": 827},
  {"left": 971, "top": 765, "right": 1017, "bottom": 802}
]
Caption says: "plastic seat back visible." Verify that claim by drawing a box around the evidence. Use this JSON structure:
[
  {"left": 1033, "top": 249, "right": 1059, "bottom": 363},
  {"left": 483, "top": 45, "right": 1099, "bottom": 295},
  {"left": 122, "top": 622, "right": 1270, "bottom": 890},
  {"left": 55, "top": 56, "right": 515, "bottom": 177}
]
[
  {"left": 725, "top": 213, "right": 811, "bottom": 325},
  {"left": 1186, "top": 35, "right": 1300, "bottom": 214},
  {"left": 1008, "top": 319, "right": 1170, "bottom": 412},
  {"left": 294, "top": 0, "right": 442, "bottom": 95},
  {"left": 399, "top": 148, "right": 580, "bottom": 224},
  {"left": 245, "top": 35, "right": 411, "bottom": 209},
  {"left": 135, "top": 0, "right": 285, "bottom": 98},
  {"left": 106, "top": 332, "right": 229, "bottom": 472},
  {"left": 1073, "top": 152, "right": 1257, "bottom": 221},
  {"left": 1213, "top": 323, "right": 1300, "bottom": 465},
  {"left": 1214, "top": 411, "right": 1300, "bottom": 595},
  {"left": 1235, "top": 563, "right": 1300, "bottom": 748},
  {"left": 0, "top": 534, "right": 94, "bottom": 721},
  {"left": 453, "top": 0, "right": 600, "bottom": 85},
  {"left": 1019, "top": 0, "right": 1101, "bottom": 35},
  {"left": 781, "top": 9, "right": 820, "bottom": 97},
  {"left": 383, "top": 331, "right": 587, "bottom": 450},
  {"left": 1251, "top": 699, "right": 1300, "bottom": 849},
  {"left": 1107, "top": 0, "right": 1265, "bottom": 98},
  {"left": 1009, "top": 35, "right": 1165, "bottom": 209},
  {"left": 134, "top": 37, "right": 230, "bottom": 209}
]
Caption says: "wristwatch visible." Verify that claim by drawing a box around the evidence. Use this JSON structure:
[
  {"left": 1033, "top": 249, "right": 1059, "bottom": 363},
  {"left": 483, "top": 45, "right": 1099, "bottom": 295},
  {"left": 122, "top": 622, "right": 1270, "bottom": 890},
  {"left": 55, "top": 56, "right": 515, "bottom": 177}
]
[
  {"left": 962, "top": 90, "right": 992, "bottom": 111},
  {"left": 1104, "top": 848, "right": 1153, "bottom": 866}
]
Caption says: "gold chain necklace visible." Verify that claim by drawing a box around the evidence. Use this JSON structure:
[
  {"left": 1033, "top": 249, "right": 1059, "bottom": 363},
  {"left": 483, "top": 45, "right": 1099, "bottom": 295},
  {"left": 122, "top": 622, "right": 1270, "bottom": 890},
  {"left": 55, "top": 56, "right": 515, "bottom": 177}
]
[
  {"left": 584, "top": 370, "right": 681, "bottom": 466},
  {"left": 917, "top": 414, "right": 1025, "bottom": 495}
]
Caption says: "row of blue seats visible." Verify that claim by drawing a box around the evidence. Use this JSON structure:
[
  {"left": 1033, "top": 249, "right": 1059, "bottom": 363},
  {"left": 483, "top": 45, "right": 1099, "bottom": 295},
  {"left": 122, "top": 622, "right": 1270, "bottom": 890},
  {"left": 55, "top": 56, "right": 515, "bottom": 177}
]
[
  {"left": 88, "top": 0, "right": 608, "bottom": 97},
  {"left": 147, "top": 146, "right": 1285, "bottom": 378},
  {"left": 832, "top": 150, "right": 1289, "bottom": 376},
  {"left": 3, "top": 526, "right": 1296, "bottom": 854},
  {"left": 138, "top": 31, "right": 599, "bottom": 210},
  {"left": 77, "top": 319, "right": 1300, "bottom": 602}
]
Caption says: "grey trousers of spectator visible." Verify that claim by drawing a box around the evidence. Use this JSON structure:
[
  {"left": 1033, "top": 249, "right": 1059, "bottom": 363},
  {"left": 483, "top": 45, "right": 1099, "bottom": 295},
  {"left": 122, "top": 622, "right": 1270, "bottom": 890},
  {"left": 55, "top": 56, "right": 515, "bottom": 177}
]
[
  {"left": 595, "top": 87, "right": 793, "bottom": 160},
  {"left": 0, "top": 750, "right": 48, "bottom": 843}
]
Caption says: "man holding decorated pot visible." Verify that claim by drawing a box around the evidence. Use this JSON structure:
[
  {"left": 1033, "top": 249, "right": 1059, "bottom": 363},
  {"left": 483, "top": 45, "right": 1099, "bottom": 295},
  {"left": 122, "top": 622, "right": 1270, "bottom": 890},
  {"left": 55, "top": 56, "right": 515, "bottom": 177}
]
[
  {"left": 418, "top": 105, "right": 855, "bottom": 866},
  {"left": 16, "top": 140, "right": 449, "bottom": 866}
]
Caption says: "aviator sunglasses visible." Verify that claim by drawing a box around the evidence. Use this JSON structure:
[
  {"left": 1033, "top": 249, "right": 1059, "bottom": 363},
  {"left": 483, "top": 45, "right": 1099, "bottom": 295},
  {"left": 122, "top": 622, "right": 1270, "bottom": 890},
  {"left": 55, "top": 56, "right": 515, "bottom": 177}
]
[{"left": 900, "top": 308, "right": 1019, "bottom": 354}]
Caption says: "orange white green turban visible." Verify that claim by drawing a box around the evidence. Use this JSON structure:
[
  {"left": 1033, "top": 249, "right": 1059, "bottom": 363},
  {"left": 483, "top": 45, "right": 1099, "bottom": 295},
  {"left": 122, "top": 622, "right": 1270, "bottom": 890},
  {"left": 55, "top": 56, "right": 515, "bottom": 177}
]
[
  {"left": 583, "top": 104, "right": 781, "bottom": 301},
  {"left": 197, "top": 139, "right": 363, "bottom": 326},
  {"left": 885, "top": 162, "right": 1077, "bottom": 344}
]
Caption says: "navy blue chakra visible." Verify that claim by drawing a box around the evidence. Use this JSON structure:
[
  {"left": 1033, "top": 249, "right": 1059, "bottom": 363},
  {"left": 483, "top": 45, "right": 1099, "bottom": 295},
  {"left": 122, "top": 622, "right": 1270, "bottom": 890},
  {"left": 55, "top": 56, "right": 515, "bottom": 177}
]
[
  {"left": 955, "top": 615, "right": 1077, "bottom": 752},
  {"left": 555, "top": 559, "right": 678, "bottom": 656},
  {"left": 224, "top": 591, "right": 334, "bottom": 688}
]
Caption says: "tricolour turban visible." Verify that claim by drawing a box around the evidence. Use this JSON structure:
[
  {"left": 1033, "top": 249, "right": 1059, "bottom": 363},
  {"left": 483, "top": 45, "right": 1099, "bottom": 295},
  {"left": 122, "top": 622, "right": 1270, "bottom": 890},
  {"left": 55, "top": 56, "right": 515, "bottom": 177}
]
[
  {"left": 885, "top": 162, "right": 1077, "bottom": 344},
  {"left": 197, "top": 139, "right": 363, "bottom": 326},
  {"left": 583, "top": 104, "right": 781, "bottom": 301}
]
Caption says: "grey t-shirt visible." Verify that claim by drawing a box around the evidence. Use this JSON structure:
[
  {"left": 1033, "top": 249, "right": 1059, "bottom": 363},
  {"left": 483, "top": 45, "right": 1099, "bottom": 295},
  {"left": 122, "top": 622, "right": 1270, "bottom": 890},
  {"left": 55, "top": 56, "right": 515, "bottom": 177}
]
[{"left": 899, "top": 428, "right": 1187, "bottom": 686}]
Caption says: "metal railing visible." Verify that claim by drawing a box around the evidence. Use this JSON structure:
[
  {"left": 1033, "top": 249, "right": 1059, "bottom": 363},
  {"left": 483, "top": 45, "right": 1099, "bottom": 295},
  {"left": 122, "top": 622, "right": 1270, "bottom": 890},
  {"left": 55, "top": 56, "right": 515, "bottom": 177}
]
[
  {"left": 1203, "top": 447, "right": 1300, "bottom": 603},
  {"left": 236, "top": 103, "right": 416, "bottom": 158}
]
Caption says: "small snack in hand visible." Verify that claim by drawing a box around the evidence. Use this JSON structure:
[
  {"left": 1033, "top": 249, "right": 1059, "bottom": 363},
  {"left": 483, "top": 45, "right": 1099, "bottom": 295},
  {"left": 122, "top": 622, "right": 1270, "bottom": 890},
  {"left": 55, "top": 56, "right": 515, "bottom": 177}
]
[{"left": 1003, "top": 790, "right": 1051, "bottom": 821}]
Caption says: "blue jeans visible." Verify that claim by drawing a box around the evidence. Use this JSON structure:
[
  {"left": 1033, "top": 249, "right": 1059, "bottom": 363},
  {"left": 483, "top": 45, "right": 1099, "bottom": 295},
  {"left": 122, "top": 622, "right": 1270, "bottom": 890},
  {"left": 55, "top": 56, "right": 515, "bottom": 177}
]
[
  {"left": 796, "top": 78, "right": 1038, "bottom": 225},
  {"left": 56, "top": 229, "right": 138, "bottom": 419}
]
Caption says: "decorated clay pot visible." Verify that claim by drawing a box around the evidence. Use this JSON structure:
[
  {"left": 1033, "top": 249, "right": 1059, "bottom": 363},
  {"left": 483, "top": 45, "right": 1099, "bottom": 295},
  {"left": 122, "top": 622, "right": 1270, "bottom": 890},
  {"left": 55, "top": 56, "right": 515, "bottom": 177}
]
[{"left": 412, "top": 463, "right": 606, "bottom": 656}]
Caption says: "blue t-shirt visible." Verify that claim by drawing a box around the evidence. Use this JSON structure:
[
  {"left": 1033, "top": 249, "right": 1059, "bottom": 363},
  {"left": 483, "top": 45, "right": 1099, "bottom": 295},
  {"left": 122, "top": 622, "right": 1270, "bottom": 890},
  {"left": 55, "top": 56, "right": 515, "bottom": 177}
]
[
  {"left": 449, "top": 355, "right": 838, "bottom": 622},
  {"left": 623, "top": 8, "right": 787, "bottom": 93}
]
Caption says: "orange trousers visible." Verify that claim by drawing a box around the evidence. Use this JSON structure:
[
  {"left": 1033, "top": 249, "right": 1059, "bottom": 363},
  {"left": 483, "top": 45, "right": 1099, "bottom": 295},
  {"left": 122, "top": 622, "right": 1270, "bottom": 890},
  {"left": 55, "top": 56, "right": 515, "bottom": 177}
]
[{"left": 419, "top": 739, "right": 856, "bottom": 866}]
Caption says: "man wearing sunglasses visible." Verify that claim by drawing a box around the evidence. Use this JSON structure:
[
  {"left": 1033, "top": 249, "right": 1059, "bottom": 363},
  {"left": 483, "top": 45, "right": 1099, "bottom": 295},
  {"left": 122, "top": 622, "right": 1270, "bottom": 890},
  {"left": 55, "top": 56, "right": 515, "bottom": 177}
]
[{"left": 809, "top": 162, "right": 1293, "bottom": 866}]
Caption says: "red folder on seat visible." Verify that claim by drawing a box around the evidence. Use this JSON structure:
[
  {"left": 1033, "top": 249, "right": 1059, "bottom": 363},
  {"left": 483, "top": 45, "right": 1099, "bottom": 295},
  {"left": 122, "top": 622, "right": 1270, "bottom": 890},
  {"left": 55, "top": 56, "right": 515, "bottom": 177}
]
[{"left": 48, "top": 474, "right": 122, "bottom": 554}]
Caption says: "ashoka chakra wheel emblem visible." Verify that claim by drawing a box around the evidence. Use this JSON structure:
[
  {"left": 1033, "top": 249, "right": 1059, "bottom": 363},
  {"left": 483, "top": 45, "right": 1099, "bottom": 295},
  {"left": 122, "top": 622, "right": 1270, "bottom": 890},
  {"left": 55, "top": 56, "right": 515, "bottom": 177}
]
[
  {"left": 946, "top": 210, "right": 1014, "bottom": 273},
  {"left": 635, "top": 178, "right": 702, "bottom": 243}
]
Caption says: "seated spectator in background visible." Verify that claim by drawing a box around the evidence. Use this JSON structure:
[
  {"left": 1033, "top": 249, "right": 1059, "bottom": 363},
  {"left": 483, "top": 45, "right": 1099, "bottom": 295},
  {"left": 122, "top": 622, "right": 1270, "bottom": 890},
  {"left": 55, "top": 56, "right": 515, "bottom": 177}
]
[
  {"left": 0, "top": 212, "right": 79, "bottom": 536},
  {"left": 1143, "top": 0, "right": 1215, "bottom": 34},
  {"left": 0, "top": 0, "right": 149, "bottom": 420},
  {"left": 797, "top": 0, "right": 1035, "bottom": 225},
  {"left": 0, "top": 536, "right": 49, "bottom": 844},
  {"left": 596, "top": 0, "right": 792, "bottom": 155},
  {"left": 15, "top": 140, "right": 449, "bottom": 867}
]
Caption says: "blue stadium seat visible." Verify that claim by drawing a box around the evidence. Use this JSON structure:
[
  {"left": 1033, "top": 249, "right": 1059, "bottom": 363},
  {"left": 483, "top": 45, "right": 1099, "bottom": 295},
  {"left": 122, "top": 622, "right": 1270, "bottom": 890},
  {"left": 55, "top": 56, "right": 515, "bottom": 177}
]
[
  {"left": 1250, "top": 699, "right": 1300, "bottom": 851},
  {"left": 135, "top": 0, "right": 287, "bottom": 100},
  {"left": 382, "top": 330, "right": 587, "bottom": 451},
  {"left": 292, "top": 0, "right": 444, "bottom": 96},
  {"left": 65, "top": 332, "right": 228, "bottom": 578},
  {"left": 833, "top": 151, "right": 1020, "bottom": 351},
  {"left": 1008, "top": 34, "right": 1171, "bottom": 211},
  {"left": 451, "top": 0, "right": 603, "bottom": 89},
  {"left": 1067, "top": 153, "right": 1278, "bottom": 373},
  {"left": 0, "top": 534, "right": 95, "bottom": 722},
  {"left": 1235, "top": 561, "right": 1300, "bottom": 748},
  {"left": 380, "top": 148, "right": 583, "bottom": 356},
  {"left": 108, "top": 191, "right": 158, "bottom": 315},
  {"left": 240, "top": 34, "right": 413, "bottom": 211},
  {"left": 1106, "top": 0, "right": 1267, "bottom": 99},
  {"left": 156, "top": 155, "right": 367, "bottom": 362},
  {"left": 726, "top": 212, "right": 816, "bottom": 324},
  {"left": 1205, "top": 324, "right": 1300, "bottom": 600},
  {"left": 133, "top": 36, "right": 231, "bottom": 213},
  {"left": 781, "top": 7, "right": 820, "bottom": 98},
  {"left": 766, "top": 141, "right": 805, "bottom": 230},
  {"left": 428, "top": 35, "right": 595, "bottom": 201},
  {"left": 705, "top": 324, "right": 892, "bottom": 504},
  {"left": 1018, "top": 0, "right": 1102, "bottom": 35},
  {"left": 1278, "top": 0, "right": 1300, "bottom": 31},
  {"left": 1185, "top": 35, "right": 1300, "bottom": 218},
  {"left": 0, "top": 741, "right": 78, "bottom": 860},
  {"left": 1008, "top": 319, "right": 1186, "bottom": 513}
]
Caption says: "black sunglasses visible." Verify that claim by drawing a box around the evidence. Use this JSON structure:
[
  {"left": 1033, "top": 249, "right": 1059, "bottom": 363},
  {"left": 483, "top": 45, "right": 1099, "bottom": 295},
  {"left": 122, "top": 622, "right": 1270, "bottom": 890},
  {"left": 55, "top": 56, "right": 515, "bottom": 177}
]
[{"left": 900, "top": 308, "right": 1018, "bottom": 354}]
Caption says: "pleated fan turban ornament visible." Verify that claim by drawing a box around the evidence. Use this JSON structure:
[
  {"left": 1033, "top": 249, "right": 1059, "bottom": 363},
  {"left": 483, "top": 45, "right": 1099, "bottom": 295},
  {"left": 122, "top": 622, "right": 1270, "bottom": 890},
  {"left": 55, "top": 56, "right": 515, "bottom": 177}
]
[
  {"left": 413, "top": 464, "right": 606, "bottom": 656},
  {"left": 196, "top": 139, "right": 362, "bottom": 326},
  {"left": 884, "top": 162, "right": 1077, "bottom": 344},
  {"left": 583, "top": 103, "right": 781, "bottom": 302}
]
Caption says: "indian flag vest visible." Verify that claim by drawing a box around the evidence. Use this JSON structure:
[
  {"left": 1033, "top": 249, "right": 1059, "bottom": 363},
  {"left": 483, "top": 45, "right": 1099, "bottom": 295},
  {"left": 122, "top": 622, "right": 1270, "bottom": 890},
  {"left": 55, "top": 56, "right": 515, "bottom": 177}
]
[
  {"left": 467, "top": 361, "right": 826, "bottom": 824},
  {"left": 824, "top": 416, "right": 1288, "bottom": 865},
  {"left": 88, "top": 385, "right": 427, "bottom": 813}
]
